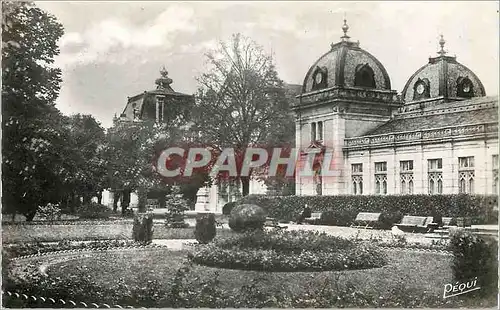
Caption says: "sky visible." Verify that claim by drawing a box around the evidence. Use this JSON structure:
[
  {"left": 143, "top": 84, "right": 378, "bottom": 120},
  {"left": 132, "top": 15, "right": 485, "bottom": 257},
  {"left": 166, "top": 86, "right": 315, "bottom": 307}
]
[{"left": 36, "top": 1, "right": 499, "bottom": 129}]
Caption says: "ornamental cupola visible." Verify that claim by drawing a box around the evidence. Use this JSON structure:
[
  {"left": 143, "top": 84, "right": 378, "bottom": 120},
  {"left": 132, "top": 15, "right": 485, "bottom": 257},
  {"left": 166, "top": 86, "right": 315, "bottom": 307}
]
[
  {"left": 402, "top": 35, "right": 486, "bottom": 104},
  {"left": 118, "top": 67, "right": 194, "bottom": 123}
]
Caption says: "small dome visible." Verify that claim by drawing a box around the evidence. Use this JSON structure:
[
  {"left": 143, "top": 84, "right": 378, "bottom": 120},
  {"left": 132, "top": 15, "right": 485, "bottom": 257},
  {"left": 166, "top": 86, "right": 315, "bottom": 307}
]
[
  {"left": 402, "top": 36, "right": 486, "bottom": 103},
  {"left": 302, "top": 20, "right": 392, "bottom": 94}
]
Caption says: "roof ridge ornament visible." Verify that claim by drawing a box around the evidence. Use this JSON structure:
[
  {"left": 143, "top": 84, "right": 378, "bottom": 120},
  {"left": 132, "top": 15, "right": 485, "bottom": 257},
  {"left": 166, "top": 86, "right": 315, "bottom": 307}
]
[
  {"left": 341, "top": 17, "right": 350, "bottom": 42},
  {"left": 437, "top": 34, "right": 447, "bottom": 56},
  {"left": 155, "top": 66, "right": 173, "bottom": 90}
]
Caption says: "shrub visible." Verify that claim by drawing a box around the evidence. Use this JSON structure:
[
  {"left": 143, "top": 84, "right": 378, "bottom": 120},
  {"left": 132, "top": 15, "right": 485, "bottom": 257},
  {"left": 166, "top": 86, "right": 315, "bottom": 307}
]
[
  {"left": 189, "top": 230, "right": 386, "bottom": 272},
  {"left": 76, "top": 202, "right": 111, "bottom": 219},
  {"left": 194, "top": 213, "right": 216, "bottom": 244},
  {"left": 449, "top": 229, "right": 498, "bottom": 295},
  {"left": 37, "top": 203, "right": 61, "bottom": 221},
  {"left": 132, "top": 213, "right": 154, "bottom": 244},
  {"left": 236, "top": 194, "right": 497, "bottom": 227},
  {"left": 165, "top": 187, "right": 189, "bottom": 228},
  {"left": 228, "top": 204, "right": 266, "bottom": 232},
  {"left": 222, "top": 201, "right": 236, "bottom": 215}
]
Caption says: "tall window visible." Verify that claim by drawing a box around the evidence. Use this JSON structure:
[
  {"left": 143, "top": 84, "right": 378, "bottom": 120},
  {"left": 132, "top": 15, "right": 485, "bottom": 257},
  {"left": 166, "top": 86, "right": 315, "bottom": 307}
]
[
  {"left": 428, "top": 159, "right": 443, "bottom": 194},
  {"left": 493, "top": 155, "right": 498, "bottom": 194},
  {"left": 400, "top": 160, "right": 414, "bottom": 194},
  {"left": 310, "top": 121, "right": 323, "bottom": 142},
  {"left": 351, "top": 164, "right": 363, "bottom": 195},
  {"left": 375, "top": 162, "right": 387, "bottom": 195},
  {"left": 310, "top": 122, "right": 316, "bottom": 141},
  {"left": 156, "top": 96, "right": 165, "bottom": 123},
  {"left": 458, "top": 157, "right": 475, "bottom": 194},
  {"left": 317, "top": 121, "right": 323, "bottom": 141}
]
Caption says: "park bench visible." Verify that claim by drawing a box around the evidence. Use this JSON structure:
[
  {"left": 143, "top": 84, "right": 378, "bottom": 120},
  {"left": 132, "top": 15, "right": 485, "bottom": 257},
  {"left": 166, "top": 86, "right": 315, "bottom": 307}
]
[
  {"left": 303, "top": 212, "right": 322, "bottom": 225},
  {"left": 350, "top": 212, "right": 382, "bottom": 229},
  {"left": 395, "top": 215, "right": 435, "bottom": 233}
]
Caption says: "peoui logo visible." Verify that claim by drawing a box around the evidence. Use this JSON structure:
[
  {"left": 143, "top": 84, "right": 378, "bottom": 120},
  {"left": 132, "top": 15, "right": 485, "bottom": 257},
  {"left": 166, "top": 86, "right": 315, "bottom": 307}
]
[
  {"left": 154, "top": 146, "right": 341, "bottom": 179},
  {"left": 443, "top": 277, "right": 480, "bottom": 298}
]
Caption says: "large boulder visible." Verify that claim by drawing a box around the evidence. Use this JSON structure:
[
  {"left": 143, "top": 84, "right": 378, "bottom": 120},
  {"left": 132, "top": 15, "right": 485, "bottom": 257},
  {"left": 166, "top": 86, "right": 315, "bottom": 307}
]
[{"left": 228, "top": 204, "right": 266, "bottom": 232}]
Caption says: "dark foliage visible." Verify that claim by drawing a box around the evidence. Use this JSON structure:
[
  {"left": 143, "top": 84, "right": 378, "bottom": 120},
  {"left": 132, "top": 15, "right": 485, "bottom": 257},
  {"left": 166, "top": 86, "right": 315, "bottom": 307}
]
[
  {"left": 76, "top": 202, "right": 111, "bottom": 219},
  {"left": 449, "top": 229, "right": 498, "bottom": 296},
  {"left": 132, "top": 213, "right": 154, "bottom": 244},
  {"left": 228, "top": 204, "right": 266, "bottom": 232},
  {"left": 194, "top": 213, "right": 217, "bottom": 244},
  {"left": 222, "top": 201, "right": 236, "bottom": 215},
  {"left": 237, "top": 194, "right": 497, "bottom": 227}
]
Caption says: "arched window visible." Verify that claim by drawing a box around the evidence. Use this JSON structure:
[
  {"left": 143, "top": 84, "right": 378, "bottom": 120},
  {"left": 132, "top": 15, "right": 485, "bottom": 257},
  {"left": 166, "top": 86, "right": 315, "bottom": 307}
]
[
  {"left": 413, "top": 78, "right": 430, "bottom": 100},
  {"left": 354, "top": 64, "right": 376, "bottom": 88},
  {"left": 457, "top": 77, "right": 474, "bottom": 98}
]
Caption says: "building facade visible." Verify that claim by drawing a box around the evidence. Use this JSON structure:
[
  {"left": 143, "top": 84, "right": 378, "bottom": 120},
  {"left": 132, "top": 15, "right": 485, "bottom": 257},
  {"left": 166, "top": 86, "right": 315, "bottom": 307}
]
[{"left": 294, "top": 20, "right": 498, "bottom": 196}]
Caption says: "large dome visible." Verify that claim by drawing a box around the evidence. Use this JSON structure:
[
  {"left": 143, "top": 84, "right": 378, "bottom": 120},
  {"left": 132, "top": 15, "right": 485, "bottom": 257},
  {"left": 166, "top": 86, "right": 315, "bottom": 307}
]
[
  {"left": 402, "top": 36, "right": 486, "bottom": 103},
  {"left": 302, "top": 20, "right": 392, "bottom": 94}
]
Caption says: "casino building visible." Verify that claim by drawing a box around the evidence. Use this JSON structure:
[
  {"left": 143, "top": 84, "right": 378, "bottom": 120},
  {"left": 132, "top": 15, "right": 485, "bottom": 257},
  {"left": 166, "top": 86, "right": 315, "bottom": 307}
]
[{"left": 293, "top": 20, "right": 498, "bottom": 196}]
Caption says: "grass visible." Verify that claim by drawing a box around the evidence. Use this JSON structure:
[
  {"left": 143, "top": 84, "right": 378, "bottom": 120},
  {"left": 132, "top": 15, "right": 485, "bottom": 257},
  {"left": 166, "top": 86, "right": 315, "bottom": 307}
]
[
  {"left": 45, "top": 248, "right": 450, "bottom": 299},
  {"left": 2, "top": 224, "right": 235, "bottom": 243}
]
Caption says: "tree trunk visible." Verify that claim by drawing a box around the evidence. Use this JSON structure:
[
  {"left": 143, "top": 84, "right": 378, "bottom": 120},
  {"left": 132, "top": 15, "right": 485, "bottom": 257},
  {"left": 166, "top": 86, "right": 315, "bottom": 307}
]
[
  {"left": 83, "top": 194, "right": 91, "bottom": 205},
  {"left": 122, "top": 189, "right": 131, "bottom": 215},
  {"left": 137, "top": 188, "right": 147, "bottom": 213},
  {"left": 112, "top": 190, "right": 120, "bottom": 213},
  {"left": 241, "top": 176, "right": 250, "bottom": 196},
  {"left": 97, "top": 191, "right": 102, "bottom": 205}
]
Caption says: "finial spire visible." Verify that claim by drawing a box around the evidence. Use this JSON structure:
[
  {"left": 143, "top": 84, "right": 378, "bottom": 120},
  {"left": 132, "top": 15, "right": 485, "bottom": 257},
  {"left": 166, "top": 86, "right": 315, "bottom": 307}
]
[
  {"left": 341, "top": 17, "right": 350, "bottom": 41},
  {"left": 438, "top": 34, "right": 447, "bottom": 56},
  {"left": 156, "top": 66, "right": 173, "bottom": 90}
]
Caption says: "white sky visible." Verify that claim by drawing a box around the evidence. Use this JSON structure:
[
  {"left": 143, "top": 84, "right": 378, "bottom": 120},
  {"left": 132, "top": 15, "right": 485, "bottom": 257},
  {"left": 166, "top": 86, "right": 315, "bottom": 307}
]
[{"left": 36, "top": 1, "right": 499, "bottom": 128}]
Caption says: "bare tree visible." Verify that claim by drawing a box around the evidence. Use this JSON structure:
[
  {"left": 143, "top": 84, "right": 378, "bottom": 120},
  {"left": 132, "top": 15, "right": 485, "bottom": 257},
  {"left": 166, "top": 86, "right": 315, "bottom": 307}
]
[{"left": 193, "top": 33, "right": 294, "bottom": 196}]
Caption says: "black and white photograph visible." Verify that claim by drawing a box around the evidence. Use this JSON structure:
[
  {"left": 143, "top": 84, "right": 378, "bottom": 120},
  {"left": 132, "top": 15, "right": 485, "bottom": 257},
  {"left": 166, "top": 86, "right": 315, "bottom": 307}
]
[{"left": 2, "top": 1, "right": 499, "bottom": 308}]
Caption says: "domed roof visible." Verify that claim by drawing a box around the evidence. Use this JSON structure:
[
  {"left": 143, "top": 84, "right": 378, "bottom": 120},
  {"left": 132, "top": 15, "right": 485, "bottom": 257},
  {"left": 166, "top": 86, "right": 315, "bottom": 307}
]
[
  {"left": 402, "top": 35, "right": 486, "bottom": 103},
  {"left": 302, "top": 20, "right": 392, "bottom": 94}
]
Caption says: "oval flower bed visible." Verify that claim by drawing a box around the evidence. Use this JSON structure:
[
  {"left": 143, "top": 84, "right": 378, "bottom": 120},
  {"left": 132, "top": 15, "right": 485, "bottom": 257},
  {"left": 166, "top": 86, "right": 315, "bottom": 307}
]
[{"left": 188, "top": 229, "right": 387, "bottom": 271}]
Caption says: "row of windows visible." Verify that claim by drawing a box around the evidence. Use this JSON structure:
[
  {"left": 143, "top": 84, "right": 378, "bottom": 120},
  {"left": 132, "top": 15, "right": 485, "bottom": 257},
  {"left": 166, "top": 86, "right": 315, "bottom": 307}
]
[
  {"left": 412, "top": 76, "right": 475, "bottom": 100},
  {"left": 350, "top": 155, "right": 499, "bottom": 195}
]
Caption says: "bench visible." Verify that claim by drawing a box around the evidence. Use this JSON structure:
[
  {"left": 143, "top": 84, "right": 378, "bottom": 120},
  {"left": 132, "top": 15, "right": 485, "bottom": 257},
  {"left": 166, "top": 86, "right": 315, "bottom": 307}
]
[
  {"left": 303, "top": 212, "right": 322, "bottom": 224},
  {"left": 350, "top": 212, "right": 382, "bottom": 229},
  {"left": 396, "top": 216, "right": 435, "bottom": 233}
]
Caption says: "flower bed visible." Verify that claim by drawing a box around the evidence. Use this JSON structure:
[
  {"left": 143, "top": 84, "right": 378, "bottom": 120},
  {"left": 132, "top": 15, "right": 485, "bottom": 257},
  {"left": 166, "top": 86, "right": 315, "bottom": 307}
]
[{"left": 189, "top": 230, "right": 387, "bottom": 271}]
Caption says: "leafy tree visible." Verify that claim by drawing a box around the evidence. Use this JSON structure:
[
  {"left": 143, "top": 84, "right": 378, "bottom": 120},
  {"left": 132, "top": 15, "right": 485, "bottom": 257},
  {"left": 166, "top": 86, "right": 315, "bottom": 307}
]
[
  {"left": 2, "top": 1, "right": 64, "bottom": 220},
  {"left": 193, "top": 33, "right": 295, "bottom": 195},
  {"left": 58, "top": 114, "right": 107, "bottom": 211}
]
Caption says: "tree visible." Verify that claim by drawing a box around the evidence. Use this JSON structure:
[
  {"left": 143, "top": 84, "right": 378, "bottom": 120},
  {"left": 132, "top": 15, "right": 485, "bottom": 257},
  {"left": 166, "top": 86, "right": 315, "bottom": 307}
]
[
  {"left": 193, "top": 33, "right": 295, "bottom": 196},
  {"left": 2, "top": 1, "right": 65, "bottom": 220}
]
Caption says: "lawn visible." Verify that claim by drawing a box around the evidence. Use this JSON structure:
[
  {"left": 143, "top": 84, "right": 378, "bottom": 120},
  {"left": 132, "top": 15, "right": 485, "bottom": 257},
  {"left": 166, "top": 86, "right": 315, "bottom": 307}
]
[
  {"left": 45, "top": 248, "right": 453, "bottom": 301},
  {"left": 2, "top": 223, "right": 234, "bottom": 243}
]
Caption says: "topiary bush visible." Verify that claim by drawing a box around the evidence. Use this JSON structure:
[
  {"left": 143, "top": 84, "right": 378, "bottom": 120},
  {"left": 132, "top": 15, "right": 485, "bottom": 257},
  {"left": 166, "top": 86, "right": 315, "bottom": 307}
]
[
  {"left": 76, "top": 202, "right": 111, "bottom": 219},
  {"left": 194, "top": 213, "right": 216, "bottom": 244},
  {"left": 222, "top": 201, "right": 236, "bottom": 215},
  {"left": 132, "top": 213, "right": 154, "bottom": 244},
  {"left": 236, "top": 194, "right": 497, "bottom": 227},
  {"left": 165, "top": 187, "right": 189, "bottom": 228},
  {"left": 228, "top": 204, "right": 266, "bottom": 233},
  {"left": 449, "top": 229, "right": 498, "bottom": 296}
]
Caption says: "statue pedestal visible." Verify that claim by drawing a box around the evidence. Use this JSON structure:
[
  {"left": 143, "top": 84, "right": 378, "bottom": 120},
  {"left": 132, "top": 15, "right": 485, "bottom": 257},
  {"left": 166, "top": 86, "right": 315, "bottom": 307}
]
[{"left": 194, "top": 187, "right": 210, "bottom": 212}]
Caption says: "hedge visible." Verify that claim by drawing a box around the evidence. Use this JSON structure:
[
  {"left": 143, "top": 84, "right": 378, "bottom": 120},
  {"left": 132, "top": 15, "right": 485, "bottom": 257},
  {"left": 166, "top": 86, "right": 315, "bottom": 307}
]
[{"left": 236, "top": 194, "right": 497, "bottom": 228}]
